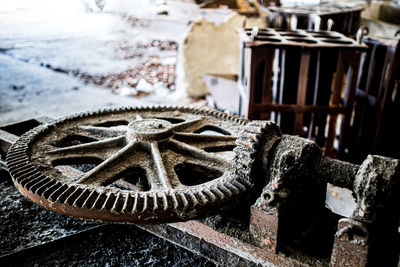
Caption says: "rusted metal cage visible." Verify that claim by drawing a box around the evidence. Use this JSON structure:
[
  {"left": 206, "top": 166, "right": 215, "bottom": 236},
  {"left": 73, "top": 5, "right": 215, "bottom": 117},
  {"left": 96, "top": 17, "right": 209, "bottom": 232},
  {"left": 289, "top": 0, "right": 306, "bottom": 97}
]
[
  {"left": 268, "top": 3, "right": 363, "bottom": 36},
  {"left": 348, "top": 36, "right": 400, "bottom": 162},
  {"left": 237, "top": 28, "right": 367, "bottom": 157}
]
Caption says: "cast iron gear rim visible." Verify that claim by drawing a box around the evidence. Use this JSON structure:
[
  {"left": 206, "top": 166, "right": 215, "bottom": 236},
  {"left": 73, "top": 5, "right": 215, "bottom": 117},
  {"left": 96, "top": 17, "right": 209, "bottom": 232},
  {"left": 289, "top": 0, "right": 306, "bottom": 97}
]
[
  {"left": 6, "top": 106, "right": 265, "bottom": 223},
  {"left": 234, "top": 120, "right": 282, "bottom": 187}
]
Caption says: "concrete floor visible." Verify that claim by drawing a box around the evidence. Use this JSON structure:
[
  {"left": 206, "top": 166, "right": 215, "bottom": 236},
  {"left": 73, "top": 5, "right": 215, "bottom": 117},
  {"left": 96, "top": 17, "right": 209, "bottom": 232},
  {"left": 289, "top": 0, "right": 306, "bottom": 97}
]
[{"left": 0, "top": 0, "right": 201, "bottom": 125}]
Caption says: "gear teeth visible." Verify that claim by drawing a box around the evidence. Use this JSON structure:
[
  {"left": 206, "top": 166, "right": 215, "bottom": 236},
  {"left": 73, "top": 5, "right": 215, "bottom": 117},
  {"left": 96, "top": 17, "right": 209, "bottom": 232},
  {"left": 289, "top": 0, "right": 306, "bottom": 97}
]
[
  {"left": 72, "top": 189, "right": 90, "bottom": 208},
  {"left": 101, "top": 193, "right": 117, "bottom": 211},
  {"left": 170, "top": 192, "right": 179, "bottom": 209},
  {"left": 10, "top": 161, "right": 29, "bottom": 171},
  {"left": 11, "top": 165, "right": 35, "bottom": 178},
  {"left": 233, "top": 120, "right": 282, "bottom": 187},
  {"left": 57, "top": 186, "right": 76, "bottom": 203},
  {"left": 131, "top": 192, "right": 140, "bottom": 213},
  {"left": 9, "top": 144, "right": 27, "bottom": 151},
  {"left": 30, "top": 177, "right": 51, "bottom": 193},
  {"left": 152, "top": 193, "right": 158, "bottom": 211},
  {"left": 42, "top": 182, "right": 62, "bottom": 198},
  {"left": 65, "top": 187, "right": 83, "bottom": 206},
  {"left": 203, "top": 187, "right": 217, "bottom": 202},
  {"left": 6, "top": 153, "right": 25, "bottom": 163},
  {"left": 7, "top": 150, "right": 25, "bottom": 160},
  {"left": 232, "top": 180, "right": 247, "bottom": 192},
  {"left": 121, "top": 193, "right": 134, "bottom": 213},
  {"left": 48, "top": 184, "right": 68, "bottom": 202},
  {"left": 186, "top": 190, "right": 197, "bottom": 207},
  {"left": 15, "top": 168, "right": 37, "bottom": 184},
  {"left": 24, "top": 174, "right": 45, "bottom": 190},
  {"left": 111, "top": 193, "right": 124, "bottom": 214},
  {"left": 217, "top": 184, "right": 232, "bottom": 197},
  {"left": 248, "top": 133, "right": 260, "bottom": 142},
  {"left": 211, "top": 186, "right": 225, "bottom": 200},
  {"left": 235, "top": 149, "right": 254, "bottom": 159},
  {"left": 226, "top": 183, "right": 240, "bottom": 195},
  {"left": 197, "top": 191, "right": 208, "bottom": 204},
  {"left": 141, "top": 194, "right": 148, "bottom": 212},
  {"left": 93, "top": 193, "right": 107, "bottom": 210},
  {"left": 5, "top": 158, "right": 21, "bottom": 168},
  {"left": 82, "top": 190, "right": 99, "bottom": 209},
  {"left": 235, "top": 139, "right": 257, "bottom": 151},
  {"left": 235, "top": 155, "right": 254, "bottom": 167},
  {"left": 236, "top": 165, "right": 252, "bottom": 177},
  {"left": 35, "top": 179, "right": 56, "bottom": 196},
  {"left": 10, "top": 166, "right": 32, "bottom": 180},
  {"left": 9, "top": 146, "right": 27, "bottom": 154},
  {"left": 161, "top": 192, "right": 168, "bottom": 211},
  {"left": 178, "top": 192, "right": 189, "bottom": 211}
]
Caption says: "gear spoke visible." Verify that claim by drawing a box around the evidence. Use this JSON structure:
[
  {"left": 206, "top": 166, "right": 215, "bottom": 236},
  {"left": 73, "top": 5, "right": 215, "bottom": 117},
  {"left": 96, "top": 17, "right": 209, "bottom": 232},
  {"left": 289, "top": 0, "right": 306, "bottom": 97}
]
[
  {"left": 76, "top": 141, "right": 139, "bottom": 186},
  {"left": 78, "top": 125, "right": 127, "bottom": 139},
  {"left": 47, "top": 136, "right": 127, "bottom": 160},
  {"left": 150, "top": 142, "right": 173, "bottom": 189},
  {"left": 171, "top": 118, "right": 204, "bottom": 132},
  {"left": 173, "top": 132, "right": 237, "bottom": 151},
  {"left": 168, "top": 139, "right": 229, "bottom": 167}
]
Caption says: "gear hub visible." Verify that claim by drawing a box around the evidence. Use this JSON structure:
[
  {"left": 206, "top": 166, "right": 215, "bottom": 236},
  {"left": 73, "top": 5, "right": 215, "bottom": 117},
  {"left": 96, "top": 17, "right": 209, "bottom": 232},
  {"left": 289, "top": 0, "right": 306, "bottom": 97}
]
[{"left": 127, "top": 119, "right": 173, "bottom": 141}]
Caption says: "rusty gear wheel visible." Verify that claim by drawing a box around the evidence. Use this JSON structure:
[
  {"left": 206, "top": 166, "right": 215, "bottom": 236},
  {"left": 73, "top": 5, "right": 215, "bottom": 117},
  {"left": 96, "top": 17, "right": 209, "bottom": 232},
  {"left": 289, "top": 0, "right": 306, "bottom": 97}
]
[
  {"left": 7, "top": 106, "right": 257, "bottom": 223},
  {"left": 234, "top": 120, "right": 282, "bottom": 189}
]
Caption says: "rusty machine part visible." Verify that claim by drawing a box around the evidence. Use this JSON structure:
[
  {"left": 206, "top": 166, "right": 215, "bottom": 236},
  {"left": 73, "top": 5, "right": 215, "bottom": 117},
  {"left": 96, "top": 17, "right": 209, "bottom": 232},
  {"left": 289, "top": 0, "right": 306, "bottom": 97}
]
[
  {"left": 133, "top": 120, "right": 398, "bottom": 266},
  {"left": 4, "top": 106, "right": 400, "bottom": 265},
  {"left": 268, "top": 3, "right": 363, "bottom": 35},
  {"left": 249, "top": 133, "right": 399, "bottom": 266},
  {"left": 6, "top": 106, "right": 283, "bottom": 223},
  {"left": 237, "top": 27, "right": 367, "bottom": 158}
]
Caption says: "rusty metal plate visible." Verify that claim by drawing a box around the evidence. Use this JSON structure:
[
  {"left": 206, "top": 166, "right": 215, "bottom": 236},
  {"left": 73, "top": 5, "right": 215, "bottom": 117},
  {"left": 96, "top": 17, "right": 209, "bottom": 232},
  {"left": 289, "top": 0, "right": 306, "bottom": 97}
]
[{"left": 6, "top": 106, "right": 253, "bottom": 223}]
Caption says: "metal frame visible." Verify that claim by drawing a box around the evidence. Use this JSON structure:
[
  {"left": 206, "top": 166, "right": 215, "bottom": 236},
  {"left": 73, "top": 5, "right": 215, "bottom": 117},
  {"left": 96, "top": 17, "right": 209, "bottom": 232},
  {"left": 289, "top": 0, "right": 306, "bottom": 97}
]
[
  {"left": 238, "top": 28, "right": 367, "bottom": 157},
  {"left": 349, "top": 36, "right": 400, "bottom": 162}
]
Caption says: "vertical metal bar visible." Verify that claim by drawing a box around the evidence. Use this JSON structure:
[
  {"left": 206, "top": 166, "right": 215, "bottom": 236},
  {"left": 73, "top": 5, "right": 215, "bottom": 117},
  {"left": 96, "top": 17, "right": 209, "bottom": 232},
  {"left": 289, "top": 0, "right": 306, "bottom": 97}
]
[
  {"left": 277, "top": 49, "right": 286, "bottom": 126},
  {"left": 365, "top": 45, "right": 377, "bottom": 94},
  {"left": 260, "top": 48, "right": 275, "bottom": 120},
  {"left": 325, "top": 51, "right": 345, "bottom": 156},
  {"left": 308, "top": 49, "right": 321, "bottom": 140},
  {"left": 240, "top": 47, "right": 251, "bottom": 118},
  {"left": 247, "top": 49, "right": 262, "bottom": 119},
  {"left": 338, "top": 51, "right": 362, "bottom": 156},
  {"left": 271, "top": 49, "right": 280, "bottom": 122},
  {"left": 354, "top": 49, "right": 368, "bottom": 149},
  {"left": 373, "top": 42, "right": 398, "bottom": 152},
  {"left": 238, "top": 40, "right": 246, "bottom": 117},
  {"left": 294, "top": 51, "right": 311, "bottom": 135}
]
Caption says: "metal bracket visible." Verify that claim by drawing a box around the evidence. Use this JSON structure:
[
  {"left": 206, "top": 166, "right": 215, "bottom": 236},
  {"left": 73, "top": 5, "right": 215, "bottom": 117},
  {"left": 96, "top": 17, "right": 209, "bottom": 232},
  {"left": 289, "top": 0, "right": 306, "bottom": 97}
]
[{"left": 249, "top": 133, "right": 399, "bottom": 266}]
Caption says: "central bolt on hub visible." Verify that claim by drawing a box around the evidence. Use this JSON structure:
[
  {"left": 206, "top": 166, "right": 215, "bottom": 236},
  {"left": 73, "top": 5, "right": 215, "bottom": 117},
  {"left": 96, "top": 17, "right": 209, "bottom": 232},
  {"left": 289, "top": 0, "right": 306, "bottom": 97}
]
[{"left": 127, "top": 119, "right": 173, "bottom": 141}]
